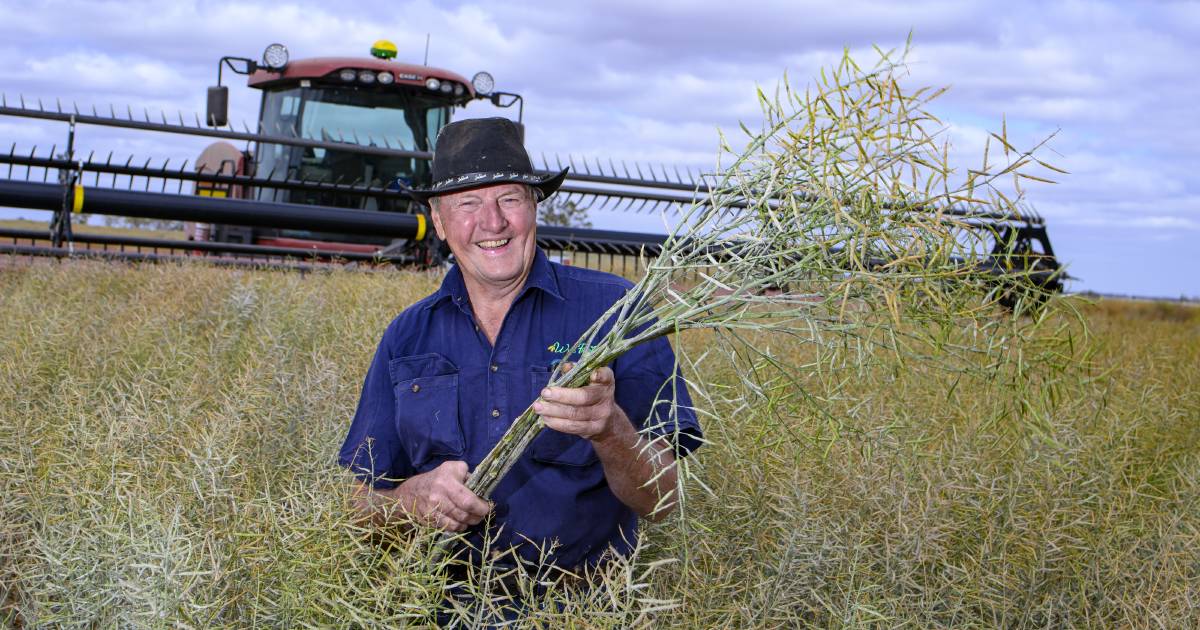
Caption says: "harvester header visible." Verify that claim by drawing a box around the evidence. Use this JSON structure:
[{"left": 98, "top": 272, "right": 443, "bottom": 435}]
[{"left": 0, "top": 40, "right": 1064, "bottom": 308}]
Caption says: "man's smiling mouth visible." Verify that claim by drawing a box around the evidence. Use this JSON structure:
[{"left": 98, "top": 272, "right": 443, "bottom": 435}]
[{"left": 477, "top": 239, "right": 511, "bottom": 250}]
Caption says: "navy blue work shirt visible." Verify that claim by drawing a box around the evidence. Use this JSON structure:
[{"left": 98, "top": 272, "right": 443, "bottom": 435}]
[{"left": 338, "top": 249, "right": 702, "bottom": 569}]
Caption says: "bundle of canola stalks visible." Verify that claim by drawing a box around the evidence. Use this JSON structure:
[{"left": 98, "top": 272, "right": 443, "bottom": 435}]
[{"left": 449, "top": 44, "right": 1064, "bottom": 551}]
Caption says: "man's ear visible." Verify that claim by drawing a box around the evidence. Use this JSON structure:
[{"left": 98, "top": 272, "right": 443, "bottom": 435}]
[{"left": 428, "top": 202, "right": 447, "bottom": 240}]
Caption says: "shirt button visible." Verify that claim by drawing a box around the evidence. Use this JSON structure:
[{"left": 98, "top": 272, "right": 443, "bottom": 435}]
[
  {"left": 491, "top": 408, "right": 500, "bottom": 418},
  {"left": 411, "top": 383, "right": 420, "bottom": 393},
  {"left": 490, "top": 364, "right": 498, "bottom": 372},
  {"left": 474, "top": 325, "right": 480, "bottom": 332}
]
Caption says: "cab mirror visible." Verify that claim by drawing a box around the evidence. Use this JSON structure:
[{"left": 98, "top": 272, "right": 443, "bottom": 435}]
[{"left": 206, "top": 86, "right": 229, "bottom": 127}]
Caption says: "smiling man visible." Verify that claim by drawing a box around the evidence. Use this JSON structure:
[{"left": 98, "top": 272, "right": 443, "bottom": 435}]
[{"left": 338, "top": 117, "right": 702, "bottom": 587}]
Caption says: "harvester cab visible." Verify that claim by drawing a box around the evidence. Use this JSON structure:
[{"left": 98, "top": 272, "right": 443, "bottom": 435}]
[{"left": 196, "top": 40, "right": 519, "bottom": 258}]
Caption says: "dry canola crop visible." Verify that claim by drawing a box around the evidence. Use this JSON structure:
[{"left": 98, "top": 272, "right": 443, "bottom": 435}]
[{"left": 1, "top": 261, "right": 1196, "bottom": 628}]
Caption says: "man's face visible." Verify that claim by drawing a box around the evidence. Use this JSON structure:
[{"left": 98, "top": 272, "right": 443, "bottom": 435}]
[{"left": 430, "top": 183, "right": 538, "bottom": 293}]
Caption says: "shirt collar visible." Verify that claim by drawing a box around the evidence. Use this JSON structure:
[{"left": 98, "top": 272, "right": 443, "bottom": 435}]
[
  {"left": 424, "top": 248, "right": 564, "bottom": 311},
  {"left": 521, "top": 248, "right": 565, "bottom": 302}
]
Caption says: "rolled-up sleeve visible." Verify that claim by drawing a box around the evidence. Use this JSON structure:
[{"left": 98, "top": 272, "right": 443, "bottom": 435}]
[
  {"left": 613, "top": 334, "right": 703, "bottom": 457},
  {"left": 338, "top": 333, "right": 412, "bottom": 489}
]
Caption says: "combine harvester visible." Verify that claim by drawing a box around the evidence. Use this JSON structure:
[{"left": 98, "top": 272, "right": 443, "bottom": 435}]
[{"left": 0, "top": 41, "right": 1063, "bottom": 303}]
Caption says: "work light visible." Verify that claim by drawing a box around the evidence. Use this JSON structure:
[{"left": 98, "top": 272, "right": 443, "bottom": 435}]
[
  {"left": 471, "top": 71, "right": 494, "bottom": 95},
  {"left": 262, "top": 43, "right": 289, "bottom": 70}
]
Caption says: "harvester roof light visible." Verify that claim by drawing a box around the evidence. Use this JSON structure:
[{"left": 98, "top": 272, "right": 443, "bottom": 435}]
[
  {"left": 425, "top": 77, "right": 441, "bottom": 91},
  {"left": 454, "top": 83, "right": 464, "bottom": 96},
  {"left": 370, "top": 40, "right": 398, "bottom": 60},
  {"left": 471, "top": 71, "right": 494, "bottom": 95},
  {"left": 262, "top": 43, "right": 289, "bottom": 70},
  {"left": 439, "top": 82, "right": 453, "bottom": 93},
  {"left": 339, "top": 68, "right": 357, "bottom": 81},
  {"left": 358, "top": 70, "right": 376, "bottom": 84},
  {"left": 377, "top": 71, "right": 394, "bottom": 85}
]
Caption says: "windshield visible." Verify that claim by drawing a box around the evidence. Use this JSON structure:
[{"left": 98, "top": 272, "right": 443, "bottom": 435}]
[{"left": 255, "top": 85, "right": 450, "bottom": 212}]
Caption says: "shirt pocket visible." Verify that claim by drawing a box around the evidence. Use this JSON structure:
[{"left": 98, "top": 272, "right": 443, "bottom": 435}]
[
  {"left": 528, "top": 365, "right": 599, "bottom": 467},
  {"left": 389, "top": 353, "right": 465, "bottom": 472}
]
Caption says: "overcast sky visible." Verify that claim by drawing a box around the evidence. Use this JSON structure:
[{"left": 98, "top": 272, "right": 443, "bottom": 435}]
[{"left": 2, "top": 0, "right": 1197, "bottom": 297}]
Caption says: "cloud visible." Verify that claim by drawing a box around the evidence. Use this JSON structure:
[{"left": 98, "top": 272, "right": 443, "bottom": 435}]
[{"left": 0, "top": 0, "right": 1197, "bottom": 294}]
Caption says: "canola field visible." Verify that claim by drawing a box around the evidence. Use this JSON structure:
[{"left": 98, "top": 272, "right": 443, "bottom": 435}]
[{"left": 1, "top": 261, "right": 1196, "bottom": 627}]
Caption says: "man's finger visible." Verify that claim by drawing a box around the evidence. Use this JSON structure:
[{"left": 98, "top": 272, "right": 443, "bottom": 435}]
[
  {"left": 590, "top": 367, "right": 615, "bottom": 385},
  {"left": 542, "top": 417, "right": 593, "bottom": 438},
  {"left": 436, "top": 512, "right": 466, "bottom": 532},
  {"left": 451, "top": 487, "right": 492, "bottom": 520},
  {"left": 533, "top": 398, "right": 592, "bottom": 422},
  {"left": 441, "top": 503, "right": 472, "bottom": 526},
  {"left": 540, "top": 384, "right": 603, "bottom": 406},
  {"left": 439, "top": 460, "right": 469, "bottom": 481}
]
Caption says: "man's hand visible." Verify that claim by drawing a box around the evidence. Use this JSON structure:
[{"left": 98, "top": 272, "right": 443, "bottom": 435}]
[
  {"left": 533, "top": 364, "right": 680, "bottom": 521},
  {"left": 533, "top": 365, "right": 622, "bottom": 444},
  {"left": 393, "top": 461, "right": 491, "bottom": 532}
]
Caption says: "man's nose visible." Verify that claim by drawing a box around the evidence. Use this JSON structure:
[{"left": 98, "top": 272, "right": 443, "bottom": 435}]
[{"left": 477, "top": 198, "right": 508, "bottom": 232}]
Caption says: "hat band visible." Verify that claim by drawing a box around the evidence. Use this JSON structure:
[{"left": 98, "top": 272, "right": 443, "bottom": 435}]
[{"left": 431, "top": 171, "right": 548, "bottom": 190}]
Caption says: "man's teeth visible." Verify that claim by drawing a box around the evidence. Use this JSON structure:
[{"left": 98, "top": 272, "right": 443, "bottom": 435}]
[{"left": 477, "top": 239, "right": 510, "bottom": 249}]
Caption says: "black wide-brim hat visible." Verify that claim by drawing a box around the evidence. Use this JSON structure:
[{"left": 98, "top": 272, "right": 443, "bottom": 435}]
[{"left": 405, "top": 117, "right": 568, "bottom": 205}]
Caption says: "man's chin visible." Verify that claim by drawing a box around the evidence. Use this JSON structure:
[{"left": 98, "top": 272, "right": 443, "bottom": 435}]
[{"left": 463, "top": 261, "right": 525, "bottom": 288}]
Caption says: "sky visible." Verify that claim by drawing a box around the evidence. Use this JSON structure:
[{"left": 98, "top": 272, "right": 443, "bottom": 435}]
[{"left": 1, "top": 0, "right": 1197, "bottom": 297}]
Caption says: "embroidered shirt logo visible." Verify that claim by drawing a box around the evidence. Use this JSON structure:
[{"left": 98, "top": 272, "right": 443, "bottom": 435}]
[{"left": 547, "top": 340, "right": 597, "bottom": 355}]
